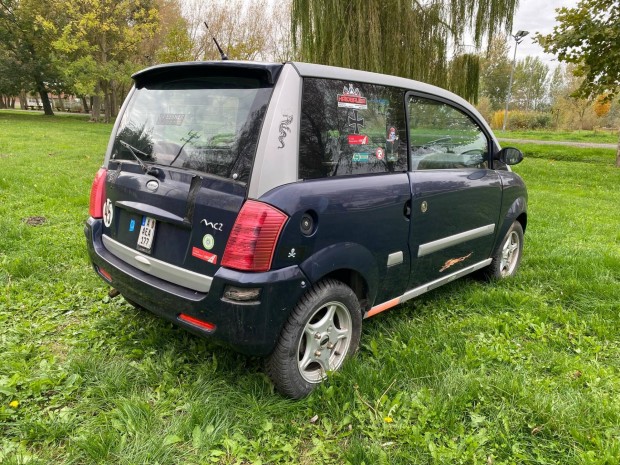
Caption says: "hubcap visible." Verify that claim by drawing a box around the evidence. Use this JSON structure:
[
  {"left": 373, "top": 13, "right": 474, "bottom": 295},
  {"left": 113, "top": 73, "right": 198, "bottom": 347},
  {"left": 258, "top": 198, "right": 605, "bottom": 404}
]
[
  {"left": 499, "top": 231, "right": 520, "bottom": 277},
  {"left": 297, "top": 301, "right": 352, "bottom": 383}
]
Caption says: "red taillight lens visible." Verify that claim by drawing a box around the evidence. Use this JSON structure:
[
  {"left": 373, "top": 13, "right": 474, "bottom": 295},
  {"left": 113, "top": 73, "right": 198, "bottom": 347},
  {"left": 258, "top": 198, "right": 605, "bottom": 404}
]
[
  {"left": 89, "top": 168, "right": 107, "bottom": 218},
  {"left": 222, "top": 200, "right": 288, "bottom": 272}
]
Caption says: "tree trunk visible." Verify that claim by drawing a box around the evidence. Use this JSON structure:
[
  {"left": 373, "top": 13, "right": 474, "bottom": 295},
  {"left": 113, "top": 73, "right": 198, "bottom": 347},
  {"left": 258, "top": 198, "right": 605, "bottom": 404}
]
[
  {"left": 10, "top": 97, "right": 15, "bottom": 108},
  {"left": 110, "top": 84, "right": 118, "bottom": 118},
  {"left": 81, "top": 96, "right": 89, "bottom": 113},
  {"left": 91, "top": 81, "right": 102, "bottom": 122},
  {"left": 91, "top": 95, "right": 101, "bottom": 122},
  {"left": 37, "top": 82, "right": 54, "bottom": 116},
  {"left": 104, "top": 91, "right": 111, "bottom": 124},
  {"left": 19, "top": 91, "right": 27, "bottom": 110}
]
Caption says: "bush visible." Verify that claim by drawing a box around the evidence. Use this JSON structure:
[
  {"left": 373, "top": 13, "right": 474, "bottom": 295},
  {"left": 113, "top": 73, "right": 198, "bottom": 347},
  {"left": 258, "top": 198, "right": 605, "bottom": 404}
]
[{"left": 490, "top": 110, "right": 553, "bottom": 130}]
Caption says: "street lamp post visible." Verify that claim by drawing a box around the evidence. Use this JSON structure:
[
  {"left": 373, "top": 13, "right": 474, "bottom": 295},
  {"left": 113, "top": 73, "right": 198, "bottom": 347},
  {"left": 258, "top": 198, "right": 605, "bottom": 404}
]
[{"left": 502, "top": 30, "right": 529, "bottom": 131}]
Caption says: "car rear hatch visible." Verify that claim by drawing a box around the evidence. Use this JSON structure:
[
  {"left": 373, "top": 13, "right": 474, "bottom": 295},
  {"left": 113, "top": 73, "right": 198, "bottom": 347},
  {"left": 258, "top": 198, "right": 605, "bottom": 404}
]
[{"left": 99, "top": 62, "right": 282, "bottom": 291}]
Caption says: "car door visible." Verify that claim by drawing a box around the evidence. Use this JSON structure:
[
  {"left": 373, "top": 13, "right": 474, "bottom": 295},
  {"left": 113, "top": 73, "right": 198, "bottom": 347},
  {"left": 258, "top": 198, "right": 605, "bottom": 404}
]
[{"left": 406, "top": 94, "right": 502, "bottom": 288}]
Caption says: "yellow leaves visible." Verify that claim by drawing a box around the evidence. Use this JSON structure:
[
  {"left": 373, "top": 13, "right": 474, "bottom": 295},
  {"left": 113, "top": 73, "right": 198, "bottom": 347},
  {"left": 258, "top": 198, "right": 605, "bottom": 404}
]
[
  {"left": 35, "top": 15, "right": 57, "bottom": 35},
  {"left": 593, "top": 94, "right": 612, "bottom": 118}
]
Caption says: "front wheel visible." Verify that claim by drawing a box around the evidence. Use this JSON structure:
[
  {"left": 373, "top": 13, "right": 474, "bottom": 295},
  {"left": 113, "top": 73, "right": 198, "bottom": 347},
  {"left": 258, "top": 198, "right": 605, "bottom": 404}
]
[
  {"left": 485, "top": 221, "right": 524, "bottom": 279},
  {"left": 266, "top": 279, "right": 362, "bottom": 399}
]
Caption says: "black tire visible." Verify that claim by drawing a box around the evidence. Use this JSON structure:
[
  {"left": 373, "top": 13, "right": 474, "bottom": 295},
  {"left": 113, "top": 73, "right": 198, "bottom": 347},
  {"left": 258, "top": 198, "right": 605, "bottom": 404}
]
[
  {"left": 484, "top": 221, "right": 524, "bottom": 279},
  {"left": 266, "top": 279, "right": 362, "bottom": 399}
]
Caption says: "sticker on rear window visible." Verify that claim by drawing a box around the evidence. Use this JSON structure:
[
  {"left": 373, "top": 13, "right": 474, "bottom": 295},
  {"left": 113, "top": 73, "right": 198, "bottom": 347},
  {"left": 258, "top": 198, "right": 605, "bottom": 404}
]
[
  {"left": 338, "top": 84, "right": 367, "bottom": 109},
  {"left": 348, "top": 134, "right": 368, "bottom": 145},
  {"left": 347, "top": 110, "right": 365, "bottom": 134},
  {"left": 156, "top": 113, "right": 185, "bottom": 126}
]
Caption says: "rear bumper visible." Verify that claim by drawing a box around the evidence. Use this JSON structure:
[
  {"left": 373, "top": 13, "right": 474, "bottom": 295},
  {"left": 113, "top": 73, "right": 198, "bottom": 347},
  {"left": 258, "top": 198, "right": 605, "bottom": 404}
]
[{"left": 84, "top": 217, "right": 309, "bottom": 356}]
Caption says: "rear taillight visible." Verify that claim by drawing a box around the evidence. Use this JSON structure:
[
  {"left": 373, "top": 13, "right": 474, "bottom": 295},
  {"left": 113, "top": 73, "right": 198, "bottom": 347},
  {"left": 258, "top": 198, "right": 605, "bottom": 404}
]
[
  {"left": 222, "top": 200, "right": 288, "bottom": 272},
  {"left": 89, "top": 168, "right": 107, "bottom": 218}
]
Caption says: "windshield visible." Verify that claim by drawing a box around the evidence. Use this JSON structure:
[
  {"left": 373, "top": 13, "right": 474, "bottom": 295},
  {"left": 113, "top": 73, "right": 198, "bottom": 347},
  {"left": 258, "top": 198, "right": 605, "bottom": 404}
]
[{"left": 112, "top": 76, "right": 273, "bottom": 183}]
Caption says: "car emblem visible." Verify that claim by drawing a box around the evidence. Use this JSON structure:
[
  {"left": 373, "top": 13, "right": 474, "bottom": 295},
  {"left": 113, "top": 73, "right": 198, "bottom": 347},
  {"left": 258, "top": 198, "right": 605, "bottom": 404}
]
[
  {"left": 103, "top": 198, "right": 113, "bottom": 227},
  {"left": 146, "top": 180, "right": 159, "bottom": 191}
]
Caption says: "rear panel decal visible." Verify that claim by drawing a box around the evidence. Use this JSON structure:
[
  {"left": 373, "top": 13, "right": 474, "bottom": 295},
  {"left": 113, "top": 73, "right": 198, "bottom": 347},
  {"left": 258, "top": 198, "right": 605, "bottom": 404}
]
[{"left": 192, "top": 247, "right": 217, "bottom": 264}]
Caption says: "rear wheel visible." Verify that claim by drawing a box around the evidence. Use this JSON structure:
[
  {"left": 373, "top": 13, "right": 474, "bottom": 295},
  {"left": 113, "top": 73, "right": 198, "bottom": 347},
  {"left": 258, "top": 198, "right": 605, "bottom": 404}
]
[
  {"left": 485, "top": 221, "right": 524, "bottom": 279},
  {"left": 266, "top": 279, "right": 362, "bottom": 399}
]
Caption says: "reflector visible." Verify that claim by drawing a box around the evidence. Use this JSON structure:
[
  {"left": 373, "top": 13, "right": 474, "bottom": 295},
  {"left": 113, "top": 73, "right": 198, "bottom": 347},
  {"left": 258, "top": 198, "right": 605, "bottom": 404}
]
[{"left": 178, "top": 313, "right": 216, "bottom": 331}]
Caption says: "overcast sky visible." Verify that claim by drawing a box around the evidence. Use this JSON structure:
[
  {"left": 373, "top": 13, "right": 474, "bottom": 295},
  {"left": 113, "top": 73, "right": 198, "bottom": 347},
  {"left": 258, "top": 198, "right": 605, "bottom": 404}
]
[{"left": 511, "top": 0, "right": 578, "bottom": 65}]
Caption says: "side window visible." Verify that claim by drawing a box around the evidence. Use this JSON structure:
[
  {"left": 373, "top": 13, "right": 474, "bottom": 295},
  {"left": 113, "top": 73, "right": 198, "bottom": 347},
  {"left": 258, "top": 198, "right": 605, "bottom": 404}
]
[
  {"left": 408, "top": 97, "right": 489, "bottom": 170},
  {"left": 299, "top": 78, "right": 408, "bottom": 179}
]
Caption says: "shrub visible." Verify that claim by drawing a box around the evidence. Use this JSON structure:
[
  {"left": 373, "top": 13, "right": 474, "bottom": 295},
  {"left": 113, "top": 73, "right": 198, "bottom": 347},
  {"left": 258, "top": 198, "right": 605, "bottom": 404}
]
[{"left": 490, "top": 110, "right": 553, "bottom": 130}]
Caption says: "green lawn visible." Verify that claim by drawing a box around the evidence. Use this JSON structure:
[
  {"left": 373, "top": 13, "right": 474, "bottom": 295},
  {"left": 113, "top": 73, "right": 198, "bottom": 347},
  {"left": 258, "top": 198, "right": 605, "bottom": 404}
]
[
  {"left": 497, "top": 128, "right": 619, "bottom": 144},
  {"left": 1, "top": 111, "right": 619, "bottom": 464}
]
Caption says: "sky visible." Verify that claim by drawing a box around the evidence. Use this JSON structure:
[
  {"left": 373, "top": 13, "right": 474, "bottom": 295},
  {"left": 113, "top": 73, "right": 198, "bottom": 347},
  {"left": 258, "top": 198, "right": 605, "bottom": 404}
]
[{"left": 511, "top": 0, "right": 578, "bottom": 65}]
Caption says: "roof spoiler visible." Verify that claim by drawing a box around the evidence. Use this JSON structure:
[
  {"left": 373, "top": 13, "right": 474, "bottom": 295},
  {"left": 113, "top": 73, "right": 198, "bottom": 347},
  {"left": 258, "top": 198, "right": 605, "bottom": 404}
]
[{"left": 132, "top": 62, "right": 283, "bottom": 87}]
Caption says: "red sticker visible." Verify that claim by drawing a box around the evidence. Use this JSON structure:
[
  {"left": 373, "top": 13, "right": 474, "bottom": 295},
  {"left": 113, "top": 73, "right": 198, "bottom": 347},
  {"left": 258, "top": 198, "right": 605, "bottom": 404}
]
[
  {"left": 348, "top": 134, "right": 369, "bottom": 145},
  {"left": 376, "top": 147, "right": 385, "bottom": 160},
  {"left": 192, "top": 247, "right": 218, "bottom": 264},
  {"left": 337, "top": 84, "right": 368, "bottom": 109}
]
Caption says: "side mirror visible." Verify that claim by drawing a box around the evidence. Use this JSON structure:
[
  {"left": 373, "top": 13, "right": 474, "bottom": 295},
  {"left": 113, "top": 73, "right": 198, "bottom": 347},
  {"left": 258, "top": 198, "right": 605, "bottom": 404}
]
[{"left": 496, "top": 147, "right": 524, "bottom": 165}]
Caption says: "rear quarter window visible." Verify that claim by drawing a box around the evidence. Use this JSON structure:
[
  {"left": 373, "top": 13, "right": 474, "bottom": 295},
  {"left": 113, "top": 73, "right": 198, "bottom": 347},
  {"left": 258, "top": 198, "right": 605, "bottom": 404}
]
[{"left": 299, "top": 78, "right": 408, "bottom": 179}]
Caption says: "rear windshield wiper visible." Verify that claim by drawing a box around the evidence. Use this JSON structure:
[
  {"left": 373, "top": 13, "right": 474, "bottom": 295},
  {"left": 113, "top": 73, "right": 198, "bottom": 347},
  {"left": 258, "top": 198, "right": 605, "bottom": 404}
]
[{"left": 118, "top": 140, "right": 159, "bottom": 175}]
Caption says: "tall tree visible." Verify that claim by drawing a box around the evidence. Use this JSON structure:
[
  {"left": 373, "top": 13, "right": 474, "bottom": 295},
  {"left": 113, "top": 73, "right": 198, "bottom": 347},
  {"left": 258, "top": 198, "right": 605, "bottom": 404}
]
[
  {"left": 537, "top": 0, "right": 620, "bottom": 166},
  {"left": 512, "top": 56, "right": 549, "bottom": 111},
  {"left": 183, "top": 0, "right": 276, "bottom": 61},
  {"left": 0, "top": 45, "right": 24, "bottom": 108},
  {"left": 51, "top": 0, "right": 159, "bottom": 122},
  {"left": 290, "top": 0, "right": 519, "bottom": 102},
  {"left": 479, "top": 36, "right": 512, "bottom": 111},
  {"left": 142, "top": 0, "right": 193, "bottom": 64},
  {"left": 0, "top": 0, "right": 63, "bottom": 115}
]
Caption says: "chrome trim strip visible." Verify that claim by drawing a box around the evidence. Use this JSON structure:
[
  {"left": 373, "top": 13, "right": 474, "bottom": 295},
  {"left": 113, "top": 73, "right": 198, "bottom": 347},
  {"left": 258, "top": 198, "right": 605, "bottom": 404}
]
[
  {"left": 363, "top": 258, "right": 492, "bottom": 319},
  {"left": 418, "top": 224, "right": 495, "bottom": 257},
  {"left": 400, "top": 258, "right": 492, "bottom": 303},
  {"left": 387, "top": 251, "right": 403, "bottom": 267},
  {"left": 102, "top": 235, "right": 213, "bottom": 293}
]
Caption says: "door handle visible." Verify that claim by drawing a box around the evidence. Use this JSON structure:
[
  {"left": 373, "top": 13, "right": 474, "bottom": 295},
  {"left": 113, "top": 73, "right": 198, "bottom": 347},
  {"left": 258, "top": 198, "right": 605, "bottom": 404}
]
[{"left": 404, "top": 200, "right": 411, "bottom": 218}]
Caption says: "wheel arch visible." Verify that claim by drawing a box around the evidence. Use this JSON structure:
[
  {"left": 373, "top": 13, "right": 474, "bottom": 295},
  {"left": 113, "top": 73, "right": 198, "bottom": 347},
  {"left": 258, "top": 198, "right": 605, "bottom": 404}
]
[
  {"left": 320, "top": 269, "right": 370, "bottom": 313},
  {"left": 516, "top": 211, "right": 527, "bottom": 233},
  {"left": 299, "top": 242, "right": 378, "bottom": 312},
  {"left": 493, "top": 195, "right": 527, "bottom": 252}
]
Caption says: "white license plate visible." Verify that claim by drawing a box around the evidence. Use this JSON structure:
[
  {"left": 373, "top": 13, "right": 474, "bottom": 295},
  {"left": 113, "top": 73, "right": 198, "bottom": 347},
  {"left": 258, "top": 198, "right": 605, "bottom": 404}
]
[{"left": 137, "top": 216, "right": 156, "bottom": 253}]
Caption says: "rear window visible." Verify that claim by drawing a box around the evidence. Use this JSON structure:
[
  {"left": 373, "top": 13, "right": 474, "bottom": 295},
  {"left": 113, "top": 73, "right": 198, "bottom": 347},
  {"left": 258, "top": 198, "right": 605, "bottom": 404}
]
[
  {"left": 299, "top": 78, "right": 408, "bottom": 179},
  {"left": 112, "top": 76, "right": 273, "bottom": 183}
]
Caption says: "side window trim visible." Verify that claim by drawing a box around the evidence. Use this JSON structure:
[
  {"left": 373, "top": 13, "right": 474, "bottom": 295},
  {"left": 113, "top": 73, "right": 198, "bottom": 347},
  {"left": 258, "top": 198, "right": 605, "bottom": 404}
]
[{"left": 404, "top": 90, "right": 493, "bottom": 171}]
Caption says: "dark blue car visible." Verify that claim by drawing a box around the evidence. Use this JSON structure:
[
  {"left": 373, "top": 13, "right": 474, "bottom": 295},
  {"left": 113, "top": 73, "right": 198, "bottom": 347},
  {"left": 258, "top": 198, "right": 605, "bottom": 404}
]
[{"left": 85, "top": 61, "right": 527, "bottom": 398}]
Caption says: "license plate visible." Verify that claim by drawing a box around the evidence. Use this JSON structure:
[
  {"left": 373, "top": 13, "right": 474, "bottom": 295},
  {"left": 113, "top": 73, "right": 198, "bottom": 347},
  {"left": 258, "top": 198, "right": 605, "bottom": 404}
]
[{"left": 137, "top": 216, "right": 156, "bottom": 253}]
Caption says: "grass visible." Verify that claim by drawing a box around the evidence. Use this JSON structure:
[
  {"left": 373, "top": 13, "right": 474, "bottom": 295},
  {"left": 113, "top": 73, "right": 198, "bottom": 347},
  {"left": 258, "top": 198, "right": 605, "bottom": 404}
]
[
  {"left": 505, "top": 142, "right": 617, "bottom": 165},
  {"left": 1, "top": 110, "right": 620, "bottom": 464},
  {"left": 497, "top": 128, "right": 619, "bottom": 144}
]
